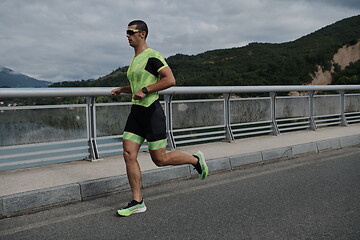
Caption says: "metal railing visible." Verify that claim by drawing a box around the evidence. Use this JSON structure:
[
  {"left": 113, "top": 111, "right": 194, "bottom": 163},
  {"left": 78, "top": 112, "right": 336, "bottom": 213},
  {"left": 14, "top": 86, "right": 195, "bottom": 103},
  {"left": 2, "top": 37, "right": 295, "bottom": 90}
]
[{"left": 1, "top": 85, "right": 360, "bottom": 171}]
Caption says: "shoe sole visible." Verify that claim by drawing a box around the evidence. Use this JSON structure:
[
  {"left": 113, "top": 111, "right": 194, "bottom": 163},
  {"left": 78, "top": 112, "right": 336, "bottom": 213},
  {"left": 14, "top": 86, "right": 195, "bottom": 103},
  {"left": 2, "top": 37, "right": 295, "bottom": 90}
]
[{"left": 117, "top": 206, "right": 147, "bottom": 217}]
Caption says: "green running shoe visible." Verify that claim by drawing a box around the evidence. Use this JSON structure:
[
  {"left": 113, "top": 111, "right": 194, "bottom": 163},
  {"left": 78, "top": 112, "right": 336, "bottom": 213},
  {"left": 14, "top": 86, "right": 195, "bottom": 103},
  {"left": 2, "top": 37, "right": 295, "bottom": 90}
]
[
  {"left": 117, "top": 199, "right": 147, "bottom": 217},
  {"left": 194, "top": 151, "right": 208, "bottom": 180}
]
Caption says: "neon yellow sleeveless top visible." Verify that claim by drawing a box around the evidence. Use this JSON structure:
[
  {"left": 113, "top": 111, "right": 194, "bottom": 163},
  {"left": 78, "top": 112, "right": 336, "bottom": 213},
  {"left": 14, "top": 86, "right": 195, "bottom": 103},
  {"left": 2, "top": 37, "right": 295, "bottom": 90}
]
[{"left": 127, "top": 48, "right": 168, "bottom": 107}]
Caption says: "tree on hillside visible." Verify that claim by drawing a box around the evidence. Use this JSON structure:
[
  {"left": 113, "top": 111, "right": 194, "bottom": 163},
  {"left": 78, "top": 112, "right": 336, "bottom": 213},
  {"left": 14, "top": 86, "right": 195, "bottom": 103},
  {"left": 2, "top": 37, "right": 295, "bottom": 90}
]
[{"left": 332, "top": 61, "right": 360, "bottom": 85}]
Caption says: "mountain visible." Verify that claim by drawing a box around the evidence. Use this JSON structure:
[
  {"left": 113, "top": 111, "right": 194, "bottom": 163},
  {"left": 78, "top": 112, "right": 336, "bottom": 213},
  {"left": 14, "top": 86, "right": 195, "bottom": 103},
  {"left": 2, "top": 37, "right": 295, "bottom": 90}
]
[
  {"left": 0, "top": 67, "right": 51, "bottom": 88},
  {"left": 50, "top": 15, "right": 360, "bottom": 89},
  {"left": 165, "top": 15, "right": 360, "bottom": 87}
]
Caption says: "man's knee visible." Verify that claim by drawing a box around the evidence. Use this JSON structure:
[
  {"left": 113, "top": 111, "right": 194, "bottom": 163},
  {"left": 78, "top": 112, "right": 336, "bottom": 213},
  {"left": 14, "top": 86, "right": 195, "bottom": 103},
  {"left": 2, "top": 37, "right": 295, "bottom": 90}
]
[
  {"left": 123, "top": 149, "right": 137, "bottom": 163},
  {"left": 122, "top": 140, "right": 141, "bottom": 163},
  {"left": 150, "top": 151, "right": 168, "bottom": 167}
]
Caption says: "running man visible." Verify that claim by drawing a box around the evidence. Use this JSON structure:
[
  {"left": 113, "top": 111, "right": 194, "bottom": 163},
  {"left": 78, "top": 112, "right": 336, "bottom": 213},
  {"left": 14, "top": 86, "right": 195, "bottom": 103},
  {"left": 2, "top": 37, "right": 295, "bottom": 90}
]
[{"left": 111, "top": 20, "right": 208, "bottom": 217}]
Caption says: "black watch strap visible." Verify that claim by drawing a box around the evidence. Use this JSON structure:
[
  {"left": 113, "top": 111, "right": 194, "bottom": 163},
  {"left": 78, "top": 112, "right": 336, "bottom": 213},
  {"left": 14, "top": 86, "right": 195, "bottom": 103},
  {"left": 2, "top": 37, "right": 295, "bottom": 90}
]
[{"left": 142, "top": 87, "right": 149, "bottom": 94}]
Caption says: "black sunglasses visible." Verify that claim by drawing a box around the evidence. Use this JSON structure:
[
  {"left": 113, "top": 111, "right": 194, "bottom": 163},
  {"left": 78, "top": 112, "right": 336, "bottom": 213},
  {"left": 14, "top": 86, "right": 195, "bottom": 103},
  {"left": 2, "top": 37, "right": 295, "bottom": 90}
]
[{"left": 126, "top": 29, "right": 143, "bottom": 35}]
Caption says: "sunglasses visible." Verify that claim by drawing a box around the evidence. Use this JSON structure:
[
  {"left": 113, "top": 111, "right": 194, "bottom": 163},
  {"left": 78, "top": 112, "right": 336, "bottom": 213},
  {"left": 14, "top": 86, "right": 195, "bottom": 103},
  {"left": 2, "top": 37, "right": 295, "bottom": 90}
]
[{"left": 126, "top": 29, "right": 143, "bottom": 35}]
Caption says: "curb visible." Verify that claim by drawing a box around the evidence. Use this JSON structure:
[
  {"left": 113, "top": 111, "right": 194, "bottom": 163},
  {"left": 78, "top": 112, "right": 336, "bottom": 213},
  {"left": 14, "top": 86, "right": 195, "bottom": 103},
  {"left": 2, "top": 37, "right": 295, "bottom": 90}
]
[{"left": 1, "top": 134, "right": 359, "bottom": 219}]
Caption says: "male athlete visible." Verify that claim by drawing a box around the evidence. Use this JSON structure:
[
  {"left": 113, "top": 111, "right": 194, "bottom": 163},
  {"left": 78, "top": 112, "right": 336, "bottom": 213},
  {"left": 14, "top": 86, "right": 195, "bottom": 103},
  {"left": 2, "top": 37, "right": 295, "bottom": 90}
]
[{"left": 111, "top": 20, "right": 208, "bottom": 217}]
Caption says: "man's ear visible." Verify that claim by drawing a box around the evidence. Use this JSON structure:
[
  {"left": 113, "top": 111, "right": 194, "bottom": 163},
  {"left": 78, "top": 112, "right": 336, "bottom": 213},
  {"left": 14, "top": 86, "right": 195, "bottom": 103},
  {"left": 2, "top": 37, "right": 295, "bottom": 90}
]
[{"left": 140, "top": 31, "right": 147, "bottom": 39}]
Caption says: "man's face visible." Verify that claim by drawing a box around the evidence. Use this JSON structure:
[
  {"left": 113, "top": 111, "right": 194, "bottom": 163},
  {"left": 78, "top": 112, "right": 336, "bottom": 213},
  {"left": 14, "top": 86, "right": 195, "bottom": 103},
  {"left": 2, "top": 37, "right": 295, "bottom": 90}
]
[{"left": 126, "top": 25, "right": 145, "bottom": 48}]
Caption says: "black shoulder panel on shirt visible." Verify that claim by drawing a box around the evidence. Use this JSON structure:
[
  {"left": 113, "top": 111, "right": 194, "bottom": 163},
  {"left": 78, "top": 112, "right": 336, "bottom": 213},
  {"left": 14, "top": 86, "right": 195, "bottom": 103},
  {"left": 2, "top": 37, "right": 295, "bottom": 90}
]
[{"left": 145, "top": 58, "right": 165, "bottom": 77}]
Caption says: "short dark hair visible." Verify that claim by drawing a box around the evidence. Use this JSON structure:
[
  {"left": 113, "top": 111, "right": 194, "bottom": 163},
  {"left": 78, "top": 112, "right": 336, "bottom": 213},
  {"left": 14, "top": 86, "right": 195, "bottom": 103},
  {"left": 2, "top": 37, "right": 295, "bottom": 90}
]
[{"left": 128, "top": 20, "right": 148, "bottom": 39}]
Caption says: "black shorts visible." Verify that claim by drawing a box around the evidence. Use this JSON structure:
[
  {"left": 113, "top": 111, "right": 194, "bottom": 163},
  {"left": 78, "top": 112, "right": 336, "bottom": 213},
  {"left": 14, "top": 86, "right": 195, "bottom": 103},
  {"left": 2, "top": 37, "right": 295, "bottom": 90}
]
[{"left": 123, "top": 100, "right": 167, "bottom": 150}]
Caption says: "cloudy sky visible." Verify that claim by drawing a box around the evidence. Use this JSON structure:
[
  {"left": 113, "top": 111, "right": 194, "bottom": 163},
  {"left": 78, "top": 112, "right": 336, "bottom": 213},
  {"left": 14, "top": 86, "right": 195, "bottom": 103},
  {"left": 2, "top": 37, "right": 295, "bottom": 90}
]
[{"left": 0, "top": 0, "right": 359, "bottom": 82}]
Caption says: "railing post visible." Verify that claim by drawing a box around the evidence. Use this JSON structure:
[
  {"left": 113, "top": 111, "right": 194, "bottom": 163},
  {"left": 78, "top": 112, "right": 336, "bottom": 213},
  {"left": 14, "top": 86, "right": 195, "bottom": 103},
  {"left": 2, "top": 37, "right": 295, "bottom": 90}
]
[
  {"left": 339, "top": 90, "right": 348, "bottom": 126},
  {"left": 163, "top": 94, "right": 176, "bottom": 150},
  {"left": 86, "top": 96, "right": 102, "bottom": 161},
  {"left": 308, "top": 91, "right": 317, "bottom": 131},
  {"left": 223, "top": 93, "right": 234, "bottom": 142},
  {"left": 270, "top": 92, "right": 280, "bottom": 135}
]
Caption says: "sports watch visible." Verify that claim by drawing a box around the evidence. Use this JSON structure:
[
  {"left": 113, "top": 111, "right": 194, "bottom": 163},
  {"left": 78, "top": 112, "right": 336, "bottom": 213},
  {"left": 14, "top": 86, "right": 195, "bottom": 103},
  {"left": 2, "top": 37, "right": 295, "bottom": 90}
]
[{"left": 142, "top": 87, "right": 149, "bottom": 94}]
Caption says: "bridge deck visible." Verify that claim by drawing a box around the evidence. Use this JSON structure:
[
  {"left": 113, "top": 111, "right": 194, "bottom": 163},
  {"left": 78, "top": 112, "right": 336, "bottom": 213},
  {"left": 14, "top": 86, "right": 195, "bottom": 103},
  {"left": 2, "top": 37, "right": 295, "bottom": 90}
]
[{"left": 1, "top": 124, "right": 359, "bottom": 217}]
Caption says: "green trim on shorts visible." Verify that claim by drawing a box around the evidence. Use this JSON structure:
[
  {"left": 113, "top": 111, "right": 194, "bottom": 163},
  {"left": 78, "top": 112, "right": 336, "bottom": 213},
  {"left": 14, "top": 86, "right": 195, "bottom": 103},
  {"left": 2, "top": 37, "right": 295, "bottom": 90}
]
[
  {"left": 123, "top": 131, "right": 144, "bottom": 145},
  {"left": 148, "top": 139, "right": 167, "bottom": 150}
]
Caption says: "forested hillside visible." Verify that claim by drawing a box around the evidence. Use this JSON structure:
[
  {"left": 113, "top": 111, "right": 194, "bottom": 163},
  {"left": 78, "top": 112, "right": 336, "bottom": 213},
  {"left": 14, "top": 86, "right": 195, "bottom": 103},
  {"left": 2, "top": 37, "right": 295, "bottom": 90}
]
[{"left": 51, "top": 15, "right": 359, "bottom": 88}]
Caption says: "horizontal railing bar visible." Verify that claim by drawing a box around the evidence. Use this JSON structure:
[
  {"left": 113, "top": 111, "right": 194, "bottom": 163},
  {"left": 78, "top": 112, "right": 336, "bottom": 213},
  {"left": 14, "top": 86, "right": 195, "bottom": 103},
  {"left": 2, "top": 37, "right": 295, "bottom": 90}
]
[
  {"left": 314, "top": 114, "right": 341, "bottom": 119},
  {"left": 94, "top": 102, "right": 132, "bottom": 107},
  {"left": 173, "top": 125, "right": 225, "bottom": 133},
  {"left": 276, "top": 117, "right": 309, "bottom": 122},
  {"left": 279, "top": 126, "right": 309, "bottom": 132},
  {"left": 0, "top": 145, "right": 88, "bottom": 159},
  {"left": 313, "top": 94, "right": 341, "bottom": 98},
  {"left": 317, "top": 122, "right": 341, "bottom": 127},
  {"left": 2, "top": 85, "right": 360, "bottom": 98},
  {"left": 161, "top": 85, "right": 360, "bottom": 95},
  {"left": 277, "top": 121, "right": 310, "bottom": 128},
  {"left": 0, "top": 153, "right": 87, "bottom": 168},
  {"left": 0, "top": 104, "right": 87, "bottom": 111},
  {"left": 0, "top": 87, "right": 115, "bottom": 98},
  {"left": 0, "top": 139, "right": 88, "bottom": 150},
  {"left": 172, "top": 99, "right": 223, "bottom": 103},
  {"left": 97, "top": 135, "right": 123, "bottom": 140},
  {"left": 275, "top": 95, "right": 309, "bottom": 99},
  {"left": 233, "top": 130, "right": 273, "bottom": 137},
  {"left": 345, "top": 112, "right": 360, "bottom": 116},
  {"left": 230, "top": 97, "right": 270, "bottom": 102},
  {"left": 176, "top": 135, "right": 225, "bottom": 145},
  {"left": 315, "top": 121, "right": 341, "bottom": 126},
  {"left": 99, "top": 149, "right": 123, "bottom": 155},
  {"left": 232, "top": 125, "right": 271, "bottom": 132},
  {"left": 315, "top": 118, "right": 341, "bottom": 123},
  {"left": 346, "top": 116, "right": 360, "bottom": 120},
  {"left": 174, "top": 131, "right": 225, "bottom": 139},
  {"left": 347, "top": 119, "right": 360, "bottom": 123},
  {"left": 231, "top": 120, "right": 271, "bottom": 127}
]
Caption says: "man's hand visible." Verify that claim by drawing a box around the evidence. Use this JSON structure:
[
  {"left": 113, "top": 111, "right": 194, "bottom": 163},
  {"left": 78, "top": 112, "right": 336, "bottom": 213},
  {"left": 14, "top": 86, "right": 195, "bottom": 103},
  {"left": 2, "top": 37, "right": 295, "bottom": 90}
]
[
  {"left": 111, "top": 86, "right": 132, "bottom": 96},
  {"left": 133, "top": 89, "right": 146, "bottom": 100},
  {"left": 111, "top": 87, "right": 122, "bottom": 96}
]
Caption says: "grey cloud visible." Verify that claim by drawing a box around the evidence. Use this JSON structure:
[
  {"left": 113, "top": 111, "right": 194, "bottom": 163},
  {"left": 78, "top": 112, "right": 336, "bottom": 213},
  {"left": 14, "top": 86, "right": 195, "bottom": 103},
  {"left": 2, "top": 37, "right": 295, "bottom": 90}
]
[
  {"left": 0, "top": 0, "right": 358, "bottom": 82},
  {"left": 303, "top": 0, "right": 360, "bottom": 9}
]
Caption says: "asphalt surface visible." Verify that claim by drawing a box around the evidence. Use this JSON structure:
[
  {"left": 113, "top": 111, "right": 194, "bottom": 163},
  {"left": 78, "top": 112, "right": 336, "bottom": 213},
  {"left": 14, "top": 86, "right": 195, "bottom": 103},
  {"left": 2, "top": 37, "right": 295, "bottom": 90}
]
[{"left": 1, "top": 147, "right": 360, "bottom": 240}]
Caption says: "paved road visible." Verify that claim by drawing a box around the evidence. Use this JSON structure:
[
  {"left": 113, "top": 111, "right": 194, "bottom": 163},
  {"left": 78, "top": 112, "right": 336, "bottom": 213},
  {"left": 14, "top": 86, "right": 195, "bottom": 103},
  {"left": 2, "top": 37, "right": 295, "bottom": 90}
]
[{"left": 1, "top": 147, "right": 360, "bottom": 239}]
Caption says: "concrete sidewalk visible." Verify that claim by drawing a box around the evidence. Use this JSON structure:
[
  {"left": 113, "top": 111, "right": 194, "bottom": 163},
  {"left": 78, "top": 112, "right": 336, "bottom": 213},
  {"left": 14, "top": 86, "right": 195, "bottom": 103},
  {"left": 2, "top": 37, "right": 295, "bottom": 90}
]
[{"left": 1, "top": 125, "right": 360, "bottom": 218}]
